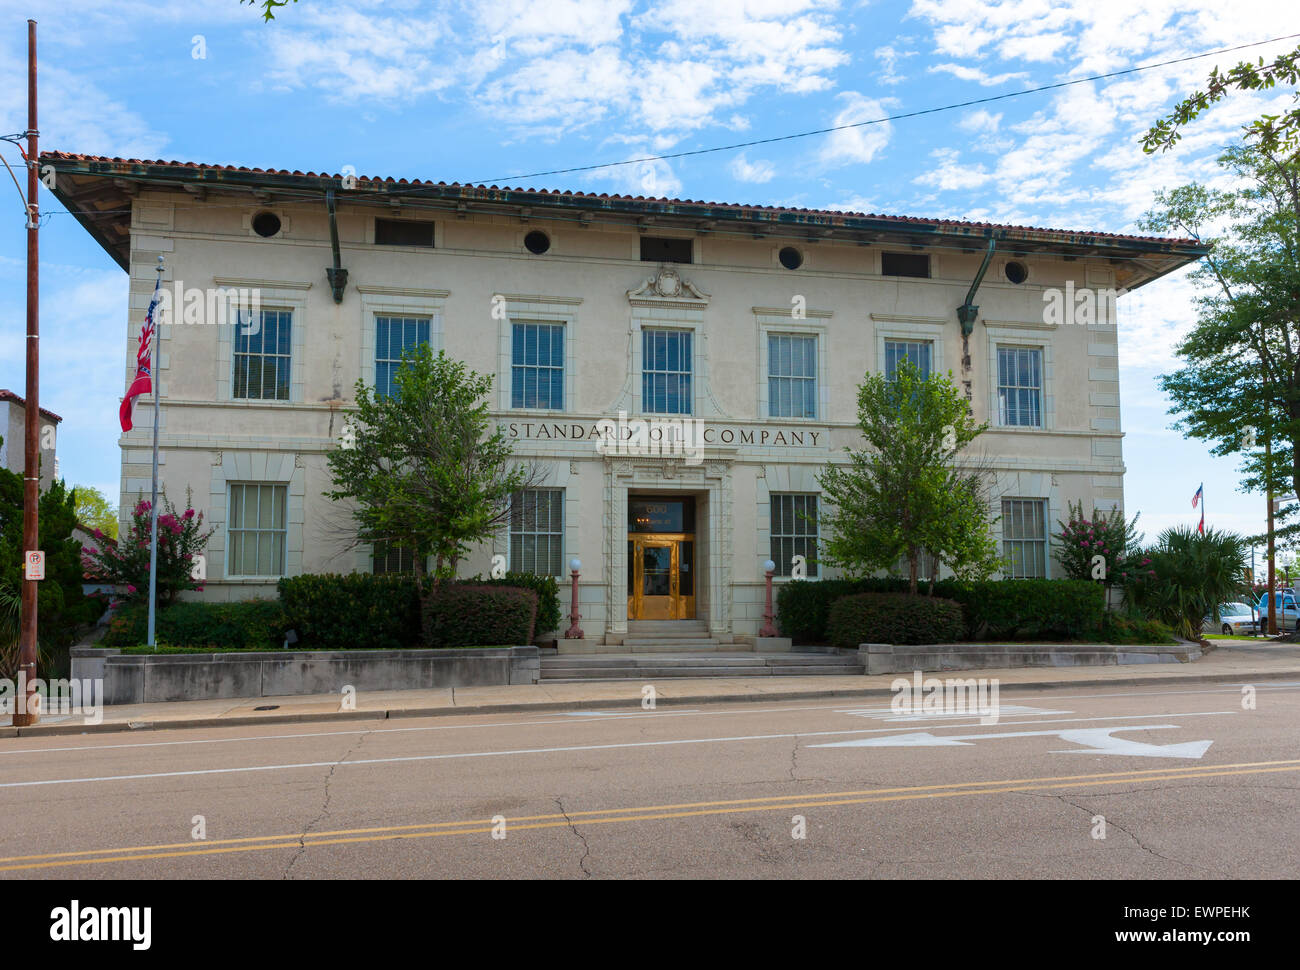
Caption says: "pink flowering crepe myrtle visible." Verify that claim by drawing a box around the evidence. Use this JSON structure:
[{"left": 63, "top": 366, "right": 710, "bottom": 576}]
[{"left": 81, "top": 489, "right": 215, "bottom": 608}]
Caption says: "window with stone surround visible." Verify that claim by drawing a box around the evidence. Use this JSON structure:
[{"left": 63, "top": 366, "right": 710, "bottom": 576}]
[
  {"left": 511, "top": 322, "right": 565, "bottom": 410},
  {"left": 771, "top": 493, "right": 819, "bottom": 578},
  {"left": 232, "top": 309, "right": 292, "bottom": 400},
  {"left": 227, "top": 482, "right": 288, "bottom": 576},
  {"left": 768, "top": 333, "right": 818, "bottom": 419},
  {"left": 375, "top": 315, "right": 431, "bottom": 399},
  {"left": 1001, "top": 498, "right": 1048, "bottom": 578},
  {"left": 509, "top": 488, "right": 564, "bottom": 576},
  {"left": 642, "top": 328, "right": 693, "bottom": 415}
]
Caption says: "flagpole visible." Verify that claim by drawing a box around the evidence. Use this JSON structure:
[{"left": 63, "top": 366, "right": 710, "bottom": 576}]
[{"left": 147, "top": 255, "right": 163, "bottom": 647}]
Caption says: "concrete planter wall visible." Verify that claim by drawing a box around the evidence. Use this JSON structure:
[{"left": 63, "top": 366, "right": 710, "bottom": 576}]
[
  {"left": 72, "top": 647, "right": 540, "bottom": 705},
  {"left": 859, "top": 641, "right": 1201, "bottom": 676}
]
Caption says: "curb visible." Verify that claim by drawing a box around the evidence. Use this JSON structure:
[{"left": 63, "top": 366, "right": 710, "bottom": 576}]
[{"left": 5, "top": 665, "right": 1299, "bottom": 738}]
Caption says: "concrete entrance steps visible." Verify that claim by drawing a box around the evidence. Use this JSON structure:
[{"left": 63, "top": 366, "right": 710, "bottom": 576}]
[
  {"left": 540, "top": 650, "right": 864, "bottom": 682},
  {"left": 622, "top": 620, "right": 726, "bottom": 653}
]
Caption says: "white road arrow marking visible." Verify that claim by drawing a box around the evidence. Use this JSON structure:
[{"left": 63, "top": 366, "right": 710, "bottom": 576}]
[{"left": 810, "top": 724, "right": 1213, "bottom": 759}]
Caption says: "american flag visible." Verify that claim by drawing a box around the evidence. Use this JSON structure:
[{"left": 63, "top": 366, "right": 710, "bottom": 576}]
[
  {"left": 1192, "top": 484, "right": 1202, "bottom": 508},
  {"left": 1193, "top": 483, "right": 1204, "bottom": 534},
  {"left": 119, "top": 273, "right": 163, "bottom": 433}
]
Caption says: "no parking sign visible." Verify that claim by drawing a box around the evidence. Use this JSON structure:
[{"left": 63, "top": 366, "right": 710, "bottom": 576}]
[{"left": 24, "top": 550, "right": 44, "bottom": 580}]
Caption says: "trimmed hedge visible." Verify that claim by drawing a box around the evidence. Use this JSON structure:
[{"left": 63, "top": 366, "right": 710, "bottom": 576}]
[
  {"left": 102, "top": 599, "right": 287, "bottom": 649},
  {"left": 277, "top": 573, "right": 420, "bottom": 651},
  {"left": 422, "top": 584, "right": 538, "bottom": 648},
  {"left": 827, "top": 592, "right": 965, "bottom": 647},
  {"left": 779, "top": 577, "right": 1107, "bottom": 643},
  {"left": 466, "top": 571, "right": 561, "bottom": 636}
]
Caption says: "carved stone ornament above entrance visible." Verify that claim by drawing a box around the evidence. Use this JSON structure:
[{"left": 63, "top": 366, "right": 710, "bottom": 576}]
[{"left": 628, "top": 266, "right": 710, "bottom": 307}]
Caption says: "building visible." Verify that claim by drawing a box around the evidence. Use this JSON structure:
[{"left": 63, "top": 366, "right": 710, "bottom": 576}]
[
  {"left": 47, "top": 152, "right": 1206, "bottom": 642},
  {"left": 0, "top": 388, "right": 61, "bottom": 489}
]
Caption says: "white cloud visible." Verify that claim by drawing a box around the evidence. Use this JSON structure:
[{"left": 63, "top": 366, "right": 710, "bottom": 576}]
[
  {"left": 929, "top": 62, "right": 1029, "bottom": 87},
  {"left": 874, "top": 43, "right": 916, "bottom": 85},
  {"left": 913, "top": 147, "right": 992, "bottom": 191},
  {"left": 819, "top": 92, "right": 893, "bottom": 167},
  {"left": 958, "top": 109, "right": 1002, "bottom": 133},
  {"left": 730, "top": 153, "right": 776, "bottom": 183}
]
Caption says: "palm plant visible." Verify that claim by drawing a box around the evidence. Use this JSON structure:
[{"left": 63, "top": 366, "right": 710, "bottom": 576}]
[
  {"left": 0, "top": 583, "right": 19, "bottom": 681},
  {"left": 1132, "top": 526, "right": 1249, "bottom": 640}
]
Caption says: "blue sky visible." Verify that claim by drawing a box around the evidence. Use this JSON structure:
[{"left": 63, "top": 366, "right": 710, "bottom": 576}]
[{"left": 0, "top": 0, "right": 1296, "bottom": 552}]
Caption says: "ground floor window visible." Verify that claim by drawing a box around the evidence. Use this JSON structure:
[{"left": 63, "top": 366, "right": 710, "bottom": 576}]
[
  {"left": 510, "top": 488, "right": 564, "bottom": 576},
  {"left": 227, "top": 482, "right": 287, "bottom": 576},
  {"left": 373, "top": 541, "right": 416, "bottom": 574},
  {"left": 770, "top": 493, "right": 819, "bottom": 577},
  {"left": 1001, "top": 498, "right": 1048, "bottom": 577}
]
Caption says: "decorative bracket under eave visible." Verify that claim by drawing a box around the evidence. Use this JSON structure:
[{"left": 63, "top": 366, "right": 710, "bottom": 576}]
[{"left": 325, "top": 188, "right": 348, "bottom": 304}]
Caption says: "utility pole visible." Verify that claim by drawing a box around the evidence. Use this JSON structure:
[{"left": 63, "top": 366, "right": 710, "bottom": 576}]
[
  {"left": 1267, "top": 435, "right": 1277, "bottom": 636},
  {"left": 14, "top": 18, "right": 39, "bottom": 726}
]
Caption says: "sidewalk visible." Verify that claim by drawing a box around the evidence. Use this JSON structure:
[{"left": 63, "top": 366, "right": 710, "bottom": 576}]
[{"left": 6, "top": 639, "right": 1299, "bottom": 738}]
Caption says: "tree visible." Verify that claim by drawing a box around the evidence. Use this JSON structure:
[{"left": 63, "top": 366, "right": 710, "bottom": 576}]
[
  {"left": 325, "top": 345, "right": 540, "bottom": 599},
  {"left": 1053, "top": 500, "right": 1147, "bottom": 586},
  {"left": 1132, "top": 526, "right": 1249, "bottom": 640},
  {"left": 817, "top": 359, "right": 1003, "bottom": 594},
  {"left": 0, "top": 455, "right": 93, "bottom": 649},
  {"left": 73, "top": 485, "right": 118, "bottom": 540},
  {"left": 241, "top": 0, "right": 298, "bottom": 20},
  {"left": 1141, "top": 144, "right": 1300, "bottom": 545},
  {"left": 81, "top": 492, "right": 214, "bottom": 608},
  {"left": 1143, "top": 43, "right": 1300, "bottom": 158}
]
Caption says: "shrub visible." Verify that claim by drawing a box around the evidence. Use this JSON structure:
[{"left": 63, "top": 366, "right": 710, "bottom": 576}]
[
  {"left": 826, "top": 592, "right": 965, "bottom": 647},
  {"left": 776, "top": 577, "right": 911, "bottom": 642},
  {"left": 1100, "top": 612, "right": 1177, "bottom": 645},
  {"left": 103, "top": 599, "right": 287, "bottom": 649},
  {"left": 1130, "top": 526, "right": 1249, "bottom": 639},
  {"left": 945, "top": 579, "right": 1104, "bottom": 640},
  {"left": 277, "top": 573, "right": 421, "bottom": 650},
  {"left": 466, "top": 571, "right": 561, "bottom": 635},
  {"left": 422, "top": 584, "right": 538, "bottom": 648}
]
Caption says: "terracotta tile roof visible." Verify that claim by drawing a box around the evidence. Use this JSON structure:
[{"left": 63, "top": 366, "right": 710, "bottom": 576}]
[
  {"left": 41, "top": 151, "right": 1204, "bottom": 248},
  {"left": 0, "top": 388, "right": 62, "bottom": 423}
]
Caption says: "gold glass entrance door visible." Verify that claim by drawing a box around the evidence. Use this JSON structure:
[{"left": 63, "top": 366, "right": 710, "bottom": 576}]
[{"left": 628, "top": 534, "right": 696, "bottom": 620}]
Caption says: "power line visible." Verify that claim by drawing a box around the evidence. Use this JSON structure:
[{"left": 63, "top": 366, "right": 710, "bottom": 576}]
[{"left": 462, "top": 32, "right": 1300, "bottom": 187}]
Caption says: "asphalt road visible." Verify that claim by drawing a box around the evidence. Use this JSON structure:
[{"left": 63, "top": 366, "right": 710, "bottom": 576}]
[{"left": 1, "top": 680, "right": 1297, "bottom": 879}]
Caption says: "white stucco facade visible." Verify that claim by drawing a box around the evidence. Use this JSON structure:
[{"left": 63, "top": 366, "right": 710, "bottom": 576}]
[{"left": 48, "top": 153, "right": 1205, "bottom": 643}]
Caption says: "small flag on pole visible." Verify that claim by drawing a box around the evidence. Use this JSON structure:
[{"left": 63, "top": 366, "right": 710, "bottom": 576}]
[
  {"left": 119, "top": 272, "right": 163, "bottom": 433},
  {"left": 1192, "top": 483, "right": 1204, "bottom": 534}
]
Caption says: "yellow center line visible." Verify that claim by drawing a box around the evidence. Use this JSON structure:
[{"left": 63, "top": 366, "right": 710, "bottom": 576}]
[{"left": 2, "top": 760, "right": 1298, "bottom": 872}]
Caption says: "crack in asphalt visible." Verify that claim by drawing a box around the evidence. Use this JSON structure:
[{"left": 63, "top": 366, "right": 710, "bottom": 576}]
[
  {"left": 283, "top": 728, "right": 372, "bottom": 879},
  {"left": 554, "top": 797, "right": 592, "bottom": 878},
  {"left": 788, "top": 737, "right": 799, "bottom": 782}
]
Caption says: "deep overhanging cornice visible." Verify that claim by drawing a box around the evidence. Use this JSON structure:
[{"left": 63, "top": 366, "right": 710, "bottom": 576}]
[{"left": 42, "top": 151, "right": 1211, "bottom": 286}]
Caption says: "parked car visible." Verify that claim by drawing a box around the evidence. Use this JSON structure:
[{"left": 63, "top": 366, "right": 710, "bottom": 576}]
[
  {"left": 1203, "top": 601, "right": 1260, "bottom": 636},
  {"left": 1254, "top": 591, "right": 1300, "bottom": 633}
]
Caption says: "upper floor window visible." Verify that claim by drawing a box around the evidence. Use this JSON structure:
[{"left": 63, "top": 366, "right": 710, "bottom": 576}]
[
  {"left": 511, "top": 322, "right": 565, "bottom": 410},
  {"left": 768, "top": 334, "right": 817, "bottom": 419},
  {"left": 997, "top": 346, "right": 1044, "bottom": 427},
  {"left": 375, "top": 315, "right": 431, "bottom": 399},
  {"left": 233, "top": 309, "right": 292, "bottom": 401},
  {"left": 884, "top": 339, "right": 933, "bottom": 381},
  {"left": 1002, "top": 498, "right": 1048, "bottom": 578},
  {"left": 640, "top": 236, "right": 693, "bottom": 264},
  {"left": 642, "top": 328, "right": 692, "bottom": 415},
  {"left": 374, "top": 218, "right": 433, "bottom": 247},
  {"left": 882, "top": 252, "right": 930, "bottom": 278}
]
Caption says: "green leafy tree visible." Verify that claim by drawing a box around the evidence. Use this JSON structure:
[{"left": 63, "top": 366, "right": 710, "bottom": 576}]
[
  {"left": 325, "top": 345, "right": 539, "bottom": 606},
  {"left": 73, "top": 485, "right": 118, "bottom": 540},
  {"left": 81, "top": 491, "right": 213, "bottom": 608},
  {"left": 1132, "top": 526, "right": 1249, "bottom": 640},
  {"left": 1143, "top": 44, "right": 1300, "bottom": 158},
  {"left": 817, "top": 359, "right": 1003, "bottom": 595},
  {"left": 241, "top": 0, "right": 298, "bottom": 20},
  {"left": 0, "top": 458, "right": 92, "bottom": 649},
  {"left": 1140, "top": 144, "right": 1300, "bottom": 545}
]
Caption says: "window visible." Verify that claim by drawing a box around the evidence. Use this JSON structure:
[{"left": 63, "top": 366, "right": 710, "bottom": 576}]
[
  {"left": 768, "top": 334, "right": 817, "bottom": 418},
  {"left": 1005, "top": 260, "right": 1028, "bottom": 284},
  {"left": 373, "top": 541, "right": 416, "bottom": 575},
  {"left": 1002, "top": 498, "right": 1047, "bottom": 578},
  {"left": 227, "top": 483, "right": 287, "bottom": 576},
  {"left": 251, "top": 211, "right": 281, "bottom": 238},
  {"left": 375, "top": 315, "right": 431, "bottom": 399},
  {"left": 642, "top": 329, "right": 692, "bottom": 414},
  {"left": 771, "top": 494, "right": 819, "bottom": 578},
  {"left": 510, "top": 489, "right": 564, "bottom": 576},
  {"left": 997, "top": 346, "right": 1044, "bottom": 427},
  {"left": 779, "top": 246, "right": 803, "bottom": 270},
  {"left": 524, "top": 230, "right": 551, "bottom": 255},
  {"left": 884, "top": 339, "right": 933, "bottom": 381},
  {"left": 511, "top": 322, "right": 565, "bottom": 410},
  {"left": 640, "top": 236, "right": 693, "bottom": 264},
  {"left": 233, "top": 309, "right": 292, "bottom": 400},
  {"left": 882, "top": 252, "right": 930, "bottom": 278},
  {"left": 893, "top": 549, "right": 939, "bottom": 581},
  {"left": 374, "top": 218, "right": 434, "bottom": 247}
]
